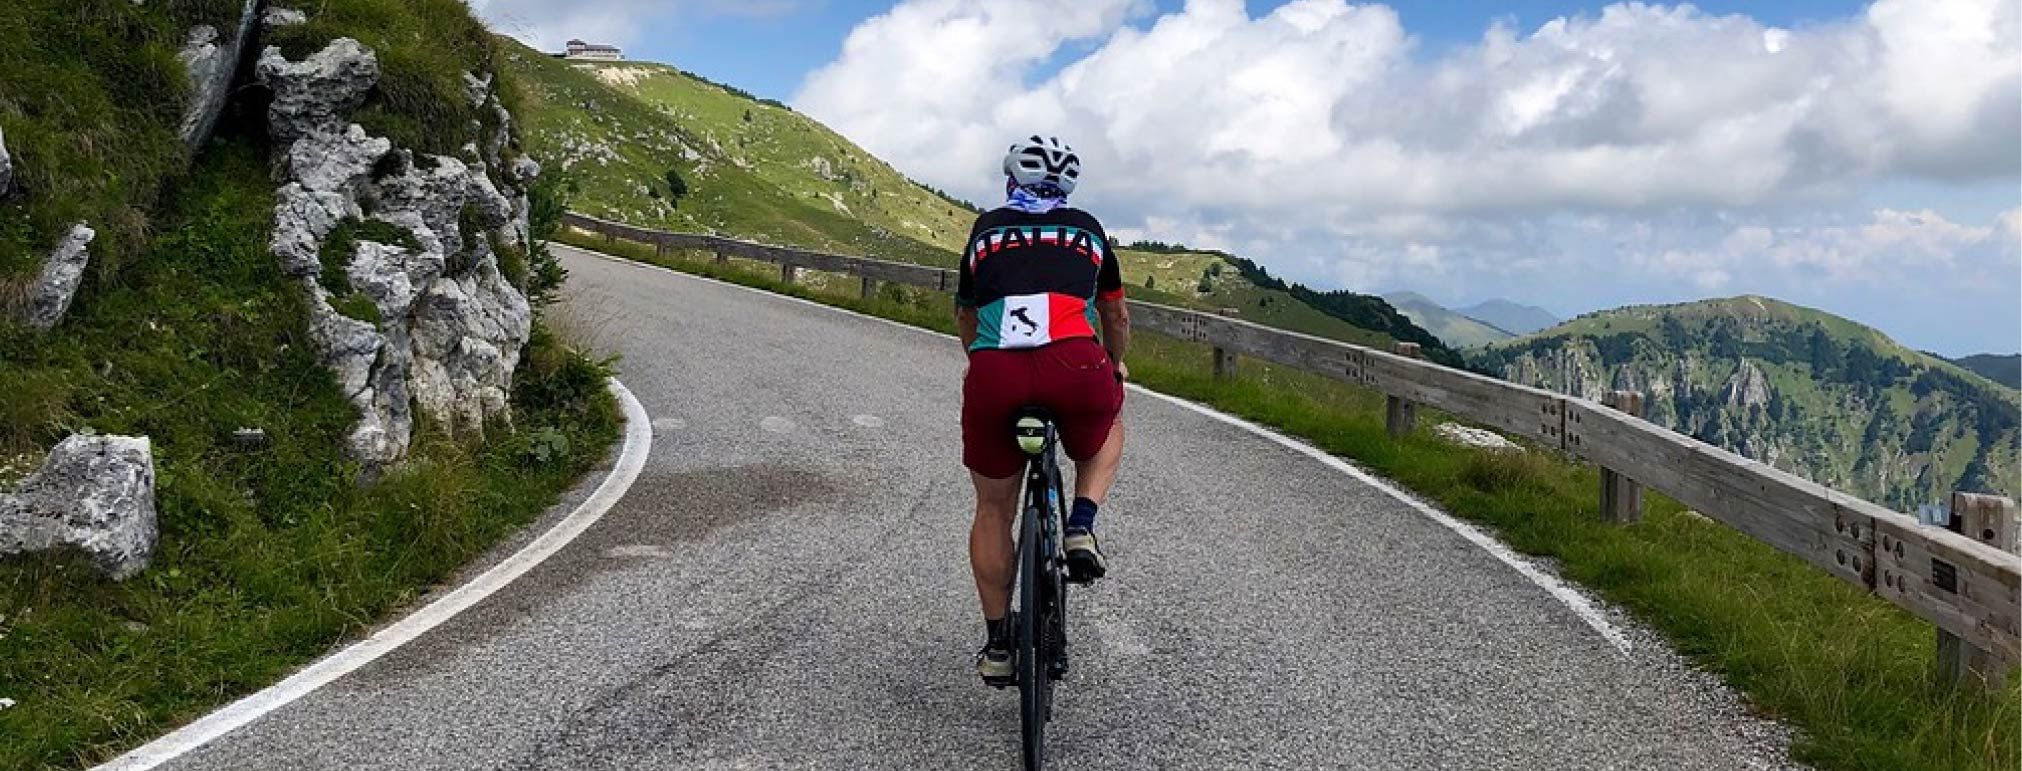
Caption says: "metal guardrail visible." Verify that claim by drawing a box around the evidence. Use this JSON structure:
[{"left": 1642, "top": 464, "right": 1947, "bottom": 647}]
[{"left": 563, "top": 211, "right": 2021, "bottom": 683}]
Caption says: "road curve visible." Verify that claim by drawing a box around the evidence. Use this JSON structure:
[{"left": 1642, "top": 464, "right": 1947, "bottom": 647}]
[{"left": 145, "top": 244, "right": 1796, "bottom": 770}]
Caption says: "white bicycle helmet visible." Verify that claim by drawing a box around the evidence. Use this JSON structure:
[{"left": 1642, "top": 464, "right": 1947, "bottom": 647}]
[{"left": 1003, "top": 135, "right": 1081, "bottom": 195}]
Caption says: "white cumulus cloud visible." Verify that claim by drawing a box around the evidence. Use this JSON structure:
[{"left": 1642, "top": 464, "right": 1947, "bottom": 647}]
[{"left": 794, "top": 0, "right": 2020, "bottom": 353}]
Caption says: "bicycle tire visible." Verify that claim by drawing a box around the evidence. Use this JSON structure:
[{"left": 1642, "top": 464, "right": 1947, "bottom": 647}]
[{"left": 1018, "top": 501, "right": 1045, "bottom": 771}]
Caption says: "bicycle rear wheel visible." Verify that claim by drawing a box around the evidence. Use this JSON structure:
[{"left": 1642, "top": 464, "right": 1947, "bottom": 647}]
[{"left": 1017, "top": 502, "right": 1046, "bottom": 771}]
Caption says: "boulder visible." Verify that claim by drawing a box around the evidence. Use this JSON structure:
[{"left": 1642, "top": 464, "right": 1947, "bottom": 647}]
[
  {"left": 176, "top": 0, "right": 260, "bottom": 151},
  {"left": 0, "top": 435, "right": 158, "bottom": 580},
  {"left": 257, "top": 39, "right": 380, "bottom": 143},
  {"left": 21, "top": 224, "right": 96, "bottom": 330}
]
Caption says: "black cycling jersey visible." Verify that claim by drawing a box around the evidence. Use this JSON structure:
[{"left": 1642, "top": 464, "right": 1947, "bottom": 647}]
[{"left": 955, "top": 206, "right": 1124, "bottom": 351}]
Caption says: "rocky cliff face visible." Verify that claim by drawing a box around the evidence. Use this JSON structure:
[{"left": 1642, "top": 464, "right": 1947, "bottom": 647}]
[
  {"left": 1476, "top": 299, "right": 2021, "bottom": 510},
  {"left": 259, "top": 35, "right": 533, "bottom": 467}
]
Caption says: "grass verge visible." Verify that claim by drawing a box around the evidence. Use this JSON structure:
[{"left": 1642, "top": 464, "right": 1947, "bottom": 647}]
[
  {"left": 561, "top": 227, "right": 2021, "bottom": 771},
  {"left": 0, "top": 138, "right": 621, "bottom": 771}
]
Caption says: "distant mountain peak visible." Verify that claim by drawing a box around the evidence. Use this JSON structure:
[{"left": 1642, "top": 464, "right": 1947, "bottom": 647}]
[
  {"left": 1475, "top": 294, "right": 2019, "bottom": 510},
  {"left": 1456, "top": 298, "right": 1558, "bottom": 336}
]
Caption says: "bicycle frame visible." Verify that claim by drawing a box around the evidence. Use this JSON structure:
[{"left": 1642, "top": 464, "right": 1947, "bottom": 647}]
[{"left": 1013, "top": 409, "right": 1069, "bottom": 771}]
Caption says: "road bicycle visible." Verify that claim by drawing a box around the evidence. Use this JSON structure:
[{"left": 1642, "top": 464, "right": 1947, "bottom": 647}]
[{"left": 995, "top": 407, "right": 1072, "bottom": 771}]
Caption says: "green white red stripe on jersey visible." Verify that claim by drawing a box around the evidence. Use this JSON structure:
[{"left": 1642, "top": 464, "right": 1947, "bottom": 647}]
[{"left": 972, "top": 293, "right": 1097, "bottom": 351}]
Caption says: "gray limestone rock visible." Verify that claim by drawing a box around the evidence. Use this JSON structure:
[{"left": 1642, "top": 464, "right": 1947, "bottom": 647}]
[
  {"left": 1435, "top": 423, "right": 1522, "bottom": 453},
  {"left": 0, "top": 435, "right": 158, "bottom": 580},
  {"left": 462, "top": 71, "right": 493, "bottom": 106},
  {"left": 1723, "top": 360, "right": 1772, "bottom": 409},
  {"left": 271, "top": 183, "right": 359, "bottom": 278},
  {"left": 257, "top": 39, "right": 380, "bottom": 143},
  {"left": 22, "top": 224, "right": 97, "bottom": 330},
  {"left": 0, "top": 123, "right": 12, "bottom": 198},
  {"left": 176, "top": 0, "right": 259, "bottom": 151},
  {"left": 287, "top": 124, "right": 391, "bottom": 194},
  {"left": 261, "top": 37, "right": 534, "bottom": 466},
  {"left": 263, "top": 6, "right": 307, "bottom": 30}
]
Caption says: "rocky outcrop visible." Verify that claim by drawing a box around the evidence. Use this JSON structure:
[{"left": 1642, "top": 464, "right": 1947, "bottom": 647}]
[
  {"left": 0, "top": 435, "right": 158, "bottom": 580},
  {"left": 259, "top": 39, "right": 533, "bottom": 467},
  {"left": 21, "top": 224, "right": 96, "bottom": 330},
  {"left": 1722, "top": 360, "right": 1772, "bottom": 409},
  {"left": 259, "top": 38, "right": 379, "bottom": 143},
  {"left": 0, "top": 124, "right": 12, "bottom": 198},
  {"left": 176, "top": 0, "right": 261, "bottom": 151},
  {"left": 1501, "top": 345, "right": 1607, "bottom": 399}
]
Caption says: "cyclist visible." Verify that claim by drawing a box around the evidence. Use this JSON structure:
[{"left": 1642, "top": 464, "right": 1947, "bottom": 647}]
[{"left": 957, "top": 135, "right": 1130, "bottom": 684}]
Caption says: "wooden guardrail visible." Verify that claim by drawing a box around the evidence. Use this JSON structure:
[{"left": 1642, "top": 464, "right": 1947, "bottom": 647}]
[{"left": 563, "top": 211, "right": 2022, "bottom": 686}]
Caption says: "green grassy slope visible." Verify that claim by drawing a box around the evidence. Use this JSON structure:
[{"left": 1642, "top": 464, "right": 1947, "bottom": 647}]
[
  {"left": 1384, "top": 291, "right": 1515, "bottom": 348},
  {"left": 0, "top": 0, "right": 244, "bottom": 293},
  {"left": 1476, "top": 295, "right": 2020, "bottom": 509},
  {"left": 573, "top": 60, "right": 976, "bottom": 253},
  {"left": 0, "top": 2, "right": 620, "bottom": 767},
  {"left": 499, "top": 39, "right": 958, "bottom": 266}
]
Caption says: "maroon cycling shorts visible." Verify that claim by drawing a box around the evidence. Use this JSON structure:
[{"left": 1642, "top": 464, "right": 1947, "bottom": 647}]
[{"left": 962, "top": 337, "right": 1124, "bottom": 479}]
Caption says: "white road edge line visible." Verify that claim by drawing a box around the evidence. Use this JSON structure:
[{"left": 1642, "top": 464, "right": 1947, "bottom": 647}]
[
  {"left": 94, "top": 379, "right": 655, "bottom": 771},
  {"left": 563, "top": 244, "right": 1633, "bottom": 655}
]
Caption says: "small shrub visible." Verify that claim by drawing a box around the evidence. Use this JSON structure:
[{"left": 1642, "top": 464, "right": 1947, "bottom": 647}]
[{"left": 664, "top": 169, "right": 689, "bottom": 203}]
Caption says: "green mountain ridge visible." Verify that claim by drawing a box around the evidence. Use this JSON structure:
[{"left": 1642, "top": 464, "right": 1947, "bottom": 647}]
[
  {"left": 510, "top": 43, "right": 1456, "bottom": 361},
  {"left": 1461, "top": 298, "right": 1559, "bottom": 336},
  {"left": 1475, "top": 295, "right": 2020, "bottom": 510},
  {"left": 1948, "top": 353, "right": 2021, "bottom": 389},
  {"left": 1383, "top": 291, "right": 1516, "bottom": 348},
  {"left": 500, "top": 41, "right": 959, "bottom": 266}
]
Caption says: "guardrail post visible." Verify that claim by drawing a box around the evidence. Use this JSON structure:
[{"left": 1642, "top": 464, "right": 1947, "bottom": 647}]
[
  {"left": 1211, "top": 307, "right": 1239, "bottom": 379},
  {"left": 1384, "top": 342, "right": 1421, "bottom": 438},
  {"left": 713, "top": 248, "right": 727, "bottom": 266},
  {"left": 860, "top": 275, "right": 877, "bottom": 300},
  {"left": 1938, "top": 492, "right": 2019, "bottom": 689},
  {"left": 780, "top": 263, "right": 798, "bottom": 285},
  {"left": 603, "top": 229, "right": 615, "bottom": 245},
  {"left": 1599, "top": 390, "right": 1647, "bottom": 523},
  {"left": 654, "top": 240, "right": 666, "bottom": 259}
]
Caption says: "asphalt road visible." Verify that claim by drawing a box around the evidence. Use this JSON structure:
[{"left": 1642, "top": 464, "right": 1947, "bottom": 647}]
[{"left": 151, "top": 245, "right": 1799, "bottom": 770}]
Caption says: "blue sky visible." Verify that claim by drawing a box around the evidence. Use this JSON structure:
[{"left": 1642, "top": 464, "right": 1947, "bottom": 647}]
[
  {"left": 547, "top": 1, "right": 1880, "bottom": 104},
  {"left": 479, "top": 0, "right": 2020, "bottom": 356}
]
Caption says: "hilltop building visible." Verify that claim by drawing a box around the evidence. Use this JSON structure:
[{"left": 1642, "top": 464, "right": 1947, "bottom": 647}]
[{"left": 564, "top": 39, "right": 624, "bottom": 61}]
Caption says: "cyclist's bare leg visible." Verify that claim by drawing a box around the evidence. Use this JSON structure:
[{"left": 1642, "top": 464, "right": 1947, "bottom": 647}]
[
  {"left": 968, "top": 471, "right": 1023, "bottom": 619},
  {"left": 1071, "top": 419, "right": 1126, "bottom": 504}
]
